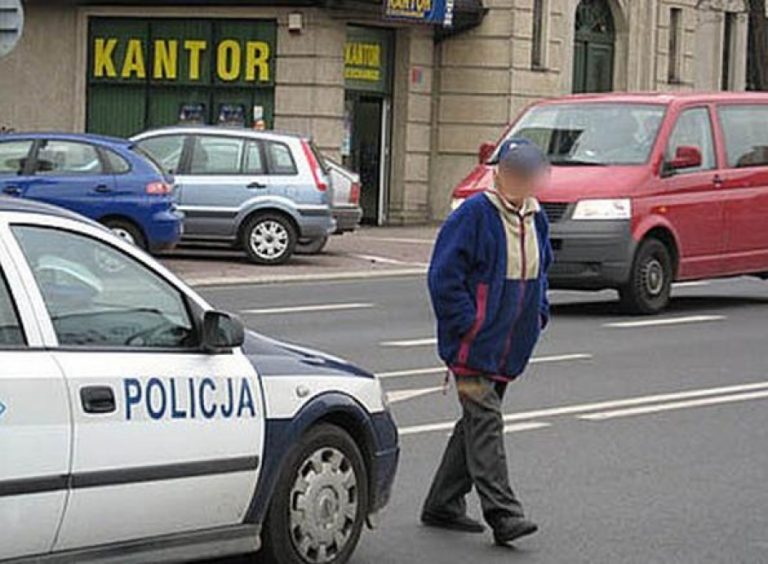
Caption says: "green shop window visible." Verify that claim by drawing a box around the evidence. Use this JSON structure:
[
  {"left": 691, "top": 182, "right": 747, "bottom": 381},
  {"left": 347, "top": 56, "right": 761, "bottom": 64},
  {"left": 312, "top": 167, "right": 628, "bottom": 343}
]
[{"left": 87, "top": 17, "right": 276, "bottom": 138}]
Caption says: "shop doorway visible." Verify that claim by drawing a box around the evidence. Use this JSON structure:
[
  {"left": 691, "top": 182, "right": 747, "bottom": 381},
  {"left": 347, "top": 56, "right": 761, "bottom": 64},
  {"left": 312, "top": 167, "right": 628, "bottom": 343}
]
[
  {"left": 572, "top": 0, "right": 616, "bottom": 93},
  {"left": 343, "top": 94, "right": 389, "bottom": 224}
]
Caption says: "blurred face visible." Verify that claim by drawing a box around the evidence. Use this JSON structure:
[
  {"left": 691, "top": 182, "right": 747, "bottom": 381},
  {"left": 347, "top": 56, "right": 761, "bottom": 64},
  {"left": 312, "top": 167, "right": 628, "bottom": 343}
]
[{"left": 494, "top": 165, "right": 549, "bottom": 201}]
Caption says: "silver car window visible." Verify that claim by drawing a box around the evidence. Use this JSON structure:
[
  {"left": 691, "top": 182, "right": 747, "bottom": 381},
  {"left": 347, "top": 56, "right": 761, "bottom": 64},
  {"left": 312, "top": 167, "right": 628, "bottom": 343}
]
[{"left": 190, "top": 135, "right": 244, "bottom": 175}]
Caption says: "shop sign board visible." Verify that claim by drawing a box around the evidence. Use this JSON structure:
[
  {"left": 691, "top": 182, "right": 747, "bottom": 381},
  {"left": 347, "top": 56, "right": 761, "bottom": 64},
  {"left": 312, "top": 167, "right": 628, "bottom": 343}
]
[
  {"left": 344, "top": 26, "right": 393, "bottom": 95},
  {"left": 384, "top": 0, "right": 454, "bottom": 27}
]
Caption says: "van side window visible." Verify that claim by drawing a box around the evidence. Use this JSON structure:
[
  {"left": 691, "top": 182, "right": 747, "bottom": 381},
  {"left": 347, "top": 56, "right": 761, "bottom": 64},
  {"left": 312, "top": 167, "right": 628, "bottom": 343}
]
[
  {"left": 718, "top": 105, "right": 768, "bottom": 168},
  {"left": 0, "top": 268, "right": 24, "bottom": 347},
  {"left": 666, "top": 108, "right": 716, "bottom": 173}
]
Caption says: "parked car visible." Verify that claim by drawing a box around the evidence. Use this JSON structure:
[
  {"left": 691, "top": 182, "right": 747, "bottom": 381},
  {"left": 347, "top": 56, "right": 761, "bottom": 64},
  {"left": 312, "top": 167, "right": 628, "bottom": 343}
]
[
  {"left": 297, "top": 158, "right": 363, "bottom": 255},
  {"left": 0, "top": 198, "right": 398, "bottom": 564},
  {"left": 451, "top": 92, "right": 768, "bottom": 314},
  {"left": 132, "top": 127, "right": 335, "bottom": 265},
  {"left": 0, "top": 132, "right": 182, "bottom": 252}
]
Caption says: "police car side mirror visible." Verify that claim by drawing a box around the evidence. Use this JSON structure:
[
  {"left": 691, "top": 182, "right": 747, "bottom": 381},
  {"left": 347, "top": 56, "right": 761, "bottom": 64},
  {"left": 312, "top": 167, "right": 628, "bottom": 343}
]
[{"left": 201, "top": 310, "right": 245, "bottom": 353}]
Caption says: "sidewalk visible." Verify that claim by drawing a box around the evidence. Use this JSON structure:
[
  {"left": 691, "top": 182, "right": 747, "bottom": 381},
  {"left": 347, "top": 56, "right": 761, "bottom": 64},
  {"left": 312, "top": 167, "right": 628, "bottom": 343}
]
[{"left": 159, "top": 225, "right": 440, "bottom": 287}]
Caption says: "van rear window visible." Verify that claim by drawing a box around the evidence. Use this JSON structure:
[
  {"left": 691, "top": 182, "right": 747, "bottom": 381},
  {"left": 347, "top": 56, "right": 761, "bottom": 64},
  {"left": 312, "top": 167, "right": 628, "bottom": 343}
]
[{"left": 718, "top": 105, "right": 768, "bottom": 168}]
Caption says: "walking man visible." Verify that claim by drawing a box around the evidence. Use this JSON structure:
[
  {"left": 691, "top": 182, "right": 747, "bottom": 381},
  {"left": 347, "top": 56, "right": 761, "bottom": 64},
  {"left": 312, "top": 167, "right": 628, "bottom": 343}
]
[{"left": 421, "top": 138, "right": 553, "bottom": 546}]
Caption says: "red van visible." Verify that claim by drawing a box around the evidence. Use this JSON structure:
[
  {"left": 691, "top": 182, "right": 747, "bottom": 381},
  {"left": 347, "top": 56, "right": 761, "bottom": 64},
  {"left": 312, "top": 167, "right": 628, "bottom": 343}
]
[{"left": 451, "top": 92, "right": 768, "bottom": 313}]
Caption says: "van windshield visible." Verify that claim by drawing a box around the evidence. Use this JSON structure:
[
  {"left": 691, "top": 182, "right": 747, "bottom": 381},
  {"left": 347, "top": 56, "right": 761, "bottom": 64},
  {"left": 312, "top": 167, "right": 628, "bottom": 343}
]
[{"left": 502, "top": 103, "right": 666, "bottom": 166}]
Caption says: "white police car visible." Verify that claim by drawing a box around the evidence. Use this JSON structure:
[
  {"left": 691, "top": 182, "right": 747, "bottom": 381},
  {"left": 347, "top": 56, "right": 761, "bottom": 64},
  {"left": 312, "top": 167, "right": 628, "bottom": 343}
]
[{"left": 0, "top": 199, "right": 398, "bottom": 564}]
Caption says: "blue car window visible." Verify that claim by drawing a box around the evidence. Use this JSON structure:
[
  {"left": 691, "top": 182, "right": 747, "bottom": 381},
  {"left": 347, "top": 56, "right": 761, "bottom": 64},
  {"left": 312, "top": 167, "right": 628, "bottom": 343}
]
[
  {"left": 13, "top": 226, "right": 196, "bottom": 350},
  {"left": 104, "top": 149, "right": 131, "bottom": 174},
  {"left": 0, "top": 140, "right": 33, "bottom": 175},
  {"left": 34, "top": 140, "right": 104, "bottom": 176},
  {"left": 0, "top": 268, "right": 24, "bottom": 347}
]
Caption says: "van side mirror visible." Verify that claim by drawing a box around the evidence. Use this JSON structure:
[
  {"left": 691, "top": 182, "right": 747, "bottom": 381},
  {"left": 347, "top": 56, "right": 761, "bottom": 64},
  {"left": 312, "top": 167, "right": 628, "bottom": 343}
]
[
  {"left": 201, "top": 310, "right": 245, "bottom": 353},
  {"left": 666, "top": 145, "right": 702, "bottom": 172},
  {"left": 478, "top": 142, "right": 496, "bottom": 164}
]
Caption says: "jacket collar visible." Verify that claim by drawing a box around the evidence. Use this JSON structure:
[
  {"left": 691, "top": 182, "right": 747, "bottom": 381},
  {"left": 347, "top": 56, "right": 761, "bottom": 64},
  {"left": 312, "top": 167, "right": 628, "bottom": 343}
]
[{"left": 484, "top": 190, "right": 540, "bottom": 217}]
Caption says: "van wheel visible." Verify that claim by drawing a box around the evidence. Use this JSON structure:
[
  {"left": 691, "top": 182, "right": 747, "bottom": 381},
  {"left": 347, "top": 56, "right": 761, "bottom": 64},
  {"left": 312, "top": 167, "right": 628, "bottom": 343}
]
[
  {"left": 296, "top": 236, "right": 329, "bottom": 255},
  {"left": 102, "top": 219, "right": 147, "bottom": 250},
  {"left": 260, "top": 424, "right": 368, "bottom": 564},
  {"left": 619, "top": 238, "right": 673, "bottom": 315},
  {"left": 243, "top": 213, "right": 297, "bottom": 265}
]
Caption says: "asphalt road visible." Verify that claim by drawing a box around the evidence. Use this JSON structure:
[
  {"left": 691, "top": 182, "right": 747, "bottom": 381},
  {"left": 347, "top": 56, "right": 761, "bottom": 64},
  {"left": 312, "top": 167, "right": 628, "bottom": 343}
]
[{"left": 199, "top": 275, "right": 768, "bottom": 564}]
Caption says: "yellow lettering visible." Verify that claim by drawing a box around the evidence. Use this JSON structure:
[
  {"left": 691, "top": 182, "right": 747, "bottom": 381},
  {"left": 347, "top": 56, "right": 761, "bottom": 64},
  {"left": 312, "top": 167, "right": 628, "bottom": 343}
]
[
  {"left": 153, "top": 39, "right": 178, "bottom": 80},
  {"left": 121, "top": 39, "right": 146, "bottom": 79},
  {"left": 184, "top": 40, "right": 207, "bottom": 80},
  {"left": 245, "top": 41, "right": 270, "bottom": 82},
  {"left": 94, "top": 38, "right": 118, "bottom": 78},
  {"left": 217, "top": 39, "right": 241, "bottom": 82}
]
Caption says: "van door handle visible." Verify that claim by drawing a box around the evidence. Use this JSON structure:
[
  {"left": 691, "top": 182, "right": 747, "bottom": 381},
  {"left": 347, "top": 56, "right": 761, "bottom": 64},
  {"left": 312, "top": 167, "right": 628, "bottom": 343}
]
[
  {"left": 713, "top": 175, "right": 724, "bottom": 189},
  {"left": 80, "top": 386, "right": 116, "bottom": 414},
  {"left": 2, "top": 185, "right": 21, "bottom": 196},
  {"left": 93, "top": 184, "right": 112, "bottom": 193},
  {"left": 247, "top": 181, "right": 267, "bottom": 189}
]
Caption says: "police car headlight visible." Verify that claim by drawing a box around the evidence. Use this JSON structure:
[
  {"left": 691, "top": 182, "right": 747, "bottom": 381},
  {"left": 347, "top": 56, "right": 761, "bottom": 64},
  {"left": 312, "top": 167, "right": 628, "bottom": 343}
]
[
  {"left": 572, "top": 199, "right": 631, "bottom": 220},
  {"left": 450, "top": 198, "right": 465, "bottom": 211}
]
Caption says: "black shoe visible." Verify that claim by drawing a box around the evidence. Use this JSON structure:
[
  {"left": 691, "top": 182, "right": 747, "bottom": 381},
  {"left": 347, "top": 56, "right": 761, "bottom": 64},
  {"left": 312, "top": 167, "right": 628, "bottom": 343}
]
[
  {"left": 421, "top": 511, "right": 485, "bottom": 533},
  {"left": 492, "top": 517, "right": 538, "bottom": 545}
]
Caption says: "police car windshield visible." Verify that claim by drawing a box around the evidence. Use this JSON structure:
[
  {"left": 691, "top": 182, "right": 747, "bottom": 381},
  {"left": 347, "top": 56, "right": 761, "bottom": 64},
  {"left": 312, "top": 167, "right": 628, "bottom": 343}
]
[
  {"left": 501, "top": 103, "right": 667, "bottom": 166},
  {"left": 13, "top": 226, "right": 196, "bottom": 349}
]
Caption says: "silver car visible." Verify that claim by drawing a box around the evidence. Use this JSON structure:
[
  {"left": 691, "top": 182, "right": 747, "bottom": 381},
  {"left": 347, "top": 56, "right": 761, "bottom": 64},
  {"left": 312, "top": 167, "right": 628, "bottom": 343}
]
[{"left": 131, "top": 127, "right": 335, "bottom": 265}]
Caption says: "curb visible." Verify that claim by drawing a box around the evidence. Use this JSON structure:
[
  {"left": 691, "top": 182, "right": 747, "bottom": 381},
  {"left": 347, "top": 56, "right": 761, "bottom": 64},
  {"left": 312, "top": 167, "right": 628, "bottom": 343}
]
[{"left": 187, "top": 267, "right": 428, "bottom": 288}]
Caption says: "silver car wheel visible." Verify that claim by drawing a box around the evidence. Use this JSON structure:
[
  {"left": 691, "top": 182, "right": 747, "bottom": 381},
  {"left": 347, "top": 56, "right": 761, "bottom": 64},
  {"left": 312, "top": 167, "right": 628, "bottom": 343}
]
[
  {"left": 250, "top": 220, "right": 289, "bottom": 260},
  {"left": 289, "top": 447, "right": 359, "bottom": 564}
]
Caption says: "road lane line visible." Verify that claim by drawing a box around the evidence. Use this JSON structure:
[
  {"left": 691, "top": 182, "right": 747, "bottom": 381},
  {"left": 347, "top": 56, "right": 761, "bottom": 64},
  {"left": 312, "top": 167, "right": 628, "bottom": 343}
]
[
  {"left": 356, "top": 236, "right": 434, "bottom": 245},
  {"left": 351, "top": 254, "right": 429, "bottom": 268},
  {"left": 504, "top": 422, "right": 551, "bottom": 434},
  {"left": 604, "top": 315, "right": 725, "bottom": 328},
  {"left": 387, "top": 386, "right": 444, "bottom": 404},
  {"left": 398, "top": 380, "right": 768, "bottom": 436},
  {"left": 377, "top": 353, "right": 593, "bottom": 379},
  {"left": 242, "top": 303, "right": 374, "bottom": 315},
  {"left": 580, "top": 390, "right": 768, "bottom": 420},
  {"left": 380, "top": 337, "right": 437, "bottom": 348}
]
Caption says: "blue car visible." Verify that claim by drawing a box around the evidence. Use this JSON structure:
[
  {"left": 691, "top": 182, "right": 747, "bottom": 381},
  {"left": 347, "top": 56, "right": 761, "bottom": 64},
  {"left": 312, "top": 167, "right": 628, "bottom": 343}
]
[{"left": 0, "top": 132, "right": 182, "bottom": 251}]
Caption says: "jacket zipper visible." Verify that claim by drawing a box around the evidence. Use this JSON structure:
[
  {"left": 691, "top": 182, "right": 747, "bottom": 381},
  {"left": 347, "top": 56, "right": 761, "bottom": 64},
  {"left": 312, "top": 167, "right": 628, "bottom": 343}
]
[{"left": 498, "top": 213, "right": 528, "bottom": 373}]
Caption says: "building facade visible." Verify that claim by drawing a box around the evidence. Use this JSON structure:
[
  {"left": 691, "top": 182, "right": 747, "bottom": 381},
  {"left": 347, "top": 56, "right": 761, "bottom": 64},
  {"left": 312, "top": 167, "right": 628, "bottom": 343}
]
[{"left": 0, "top": 0, "right": 752, "bottom": 222}]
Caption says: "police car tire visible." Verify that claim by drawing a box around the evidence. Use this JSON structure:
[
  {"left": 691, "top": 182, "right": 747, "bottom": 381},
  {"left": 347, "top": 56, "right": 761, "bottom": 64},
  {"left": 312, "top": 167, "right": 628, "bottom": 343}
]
[
  {"left": 242, "top": 213, "right": 297, "bottom": 265},
  {"left": 260, "top": 424, "right": 368, "bottom": 564}
]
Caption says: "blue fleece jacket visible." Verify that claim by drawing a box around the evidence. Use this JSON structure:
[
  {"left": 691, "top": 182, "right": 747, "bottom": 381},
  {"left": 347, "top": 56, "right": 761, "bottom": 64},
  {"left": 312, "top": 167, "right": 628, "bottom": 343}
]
[{"left": 428, "top": 192, "right": 553, "bottom": 381}]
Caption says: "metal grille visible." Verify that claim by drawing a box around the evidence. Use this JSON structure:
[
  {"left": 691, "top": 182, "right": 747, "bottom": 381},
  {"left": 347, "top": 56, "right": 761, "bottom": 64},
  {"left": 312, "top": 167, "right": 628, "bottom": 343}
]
[{"left": 541, "top": 202, "right": 569, "bottom": 223}]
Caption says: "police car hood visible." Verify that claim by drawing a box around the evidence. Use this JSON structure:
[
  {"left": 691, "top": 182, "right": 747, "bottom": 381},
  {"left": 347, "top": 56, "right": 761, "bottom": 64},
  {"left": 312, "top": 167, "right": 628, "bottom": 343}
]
[{"left": 242, "top": 330, "right": 374, "bottom": 379}]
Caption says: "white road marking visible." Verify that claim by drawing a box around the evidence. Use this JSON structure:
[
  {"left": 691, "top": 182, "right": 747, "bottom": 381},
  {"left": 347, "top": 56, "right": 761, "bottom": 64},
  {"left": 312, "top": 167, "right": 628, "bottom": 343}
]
[
  {"left": 242, "top": 303, "right": 374, "bottom": 315},
  {"left": 580, "top": 389, "right": 768, "bottom": 420},
  {"left": 504, "top": 422, "right": 551, "bottom": 434},
  {"left": 673, "top": 281, "right": 711, "bottom": 288},
  {"left": 380, "top": 337, "right": 437, "bottom": 348},
  {"left": 387, "top": 386, "right": 444, "bottom": 404},
  {"left": 376, "top": 353, "right": 593, "bottom": 379},
  {"left": 604, "top": 315, "right": 725, "bottom": 328},
  {"left": 351, "top": 253, "right": 429, "bottom": 268},
  {"left": 398, "top": 380, "right": 768, "bottom": 436}
]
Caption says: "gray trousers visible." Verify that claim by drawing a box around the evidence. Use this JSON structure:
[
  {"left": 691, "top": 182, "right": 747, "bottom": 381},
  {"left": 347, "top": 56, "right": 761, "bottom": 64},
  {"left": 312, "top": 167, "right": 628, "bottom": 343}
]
[{"left": 422, "top": 375, "right": 524, "bottom": 527}]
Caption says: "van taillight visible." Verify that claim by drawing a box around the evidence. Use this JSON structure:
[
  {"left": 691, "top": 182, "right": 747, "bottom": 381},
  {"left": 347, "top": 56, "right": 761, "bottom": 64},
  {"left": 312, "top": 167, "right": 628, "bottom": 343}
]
[
  {"left": 350, "top": 182, "right": 361, "bottom": 205},
  {"left": 301, "top": 141, "right": 328, "bottom": 192},
  {"left": 146, "top": 181, "right": 173, "bottom": 195}
]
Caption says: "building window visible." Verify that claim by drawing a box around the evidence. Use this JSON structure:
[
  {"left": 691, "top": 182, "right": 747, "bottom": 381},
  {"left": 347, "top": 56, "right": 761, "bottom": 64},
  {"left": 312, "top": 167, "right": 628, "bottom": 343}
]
[
  {"left": 532, "top": 0, "right": 550, "bottom": 69},
  {"left": 668, "top": 8, "right": 682, "bottom": 83},
  {"left": 721, "top": 12, "right": 737, "bottom": 90}
]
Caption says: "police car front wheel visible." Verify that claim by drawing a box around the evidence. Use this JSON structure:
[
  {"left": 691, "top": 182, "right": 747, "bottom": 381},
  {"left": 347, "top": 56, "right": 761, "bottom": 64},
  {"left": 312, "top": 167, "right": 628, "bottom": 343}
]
[{"left": 260, "top": 424, "right": 368, "bottom": 564}]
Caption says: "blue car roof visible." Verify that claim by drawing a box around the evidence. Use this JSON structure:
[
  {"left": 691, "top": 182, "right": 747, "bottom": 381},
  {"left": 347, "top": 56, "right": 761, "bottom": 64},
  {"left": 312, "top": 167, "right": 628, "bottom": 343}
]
[{"left": 1, "top": 132, "right": 132, "bottom": 147}]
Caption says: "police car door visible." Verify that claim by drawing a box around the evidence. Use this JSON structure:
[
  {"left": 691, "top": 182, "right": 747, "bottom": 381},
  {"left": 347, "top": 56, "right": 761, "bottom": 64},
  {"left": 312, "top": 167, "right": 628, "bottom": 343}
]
[
  {"left": 6, "top": 218, "right": 265, "bottom": 550},
  {"left": 0, "top": 221, "right": 71, "bottom": 560}
]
